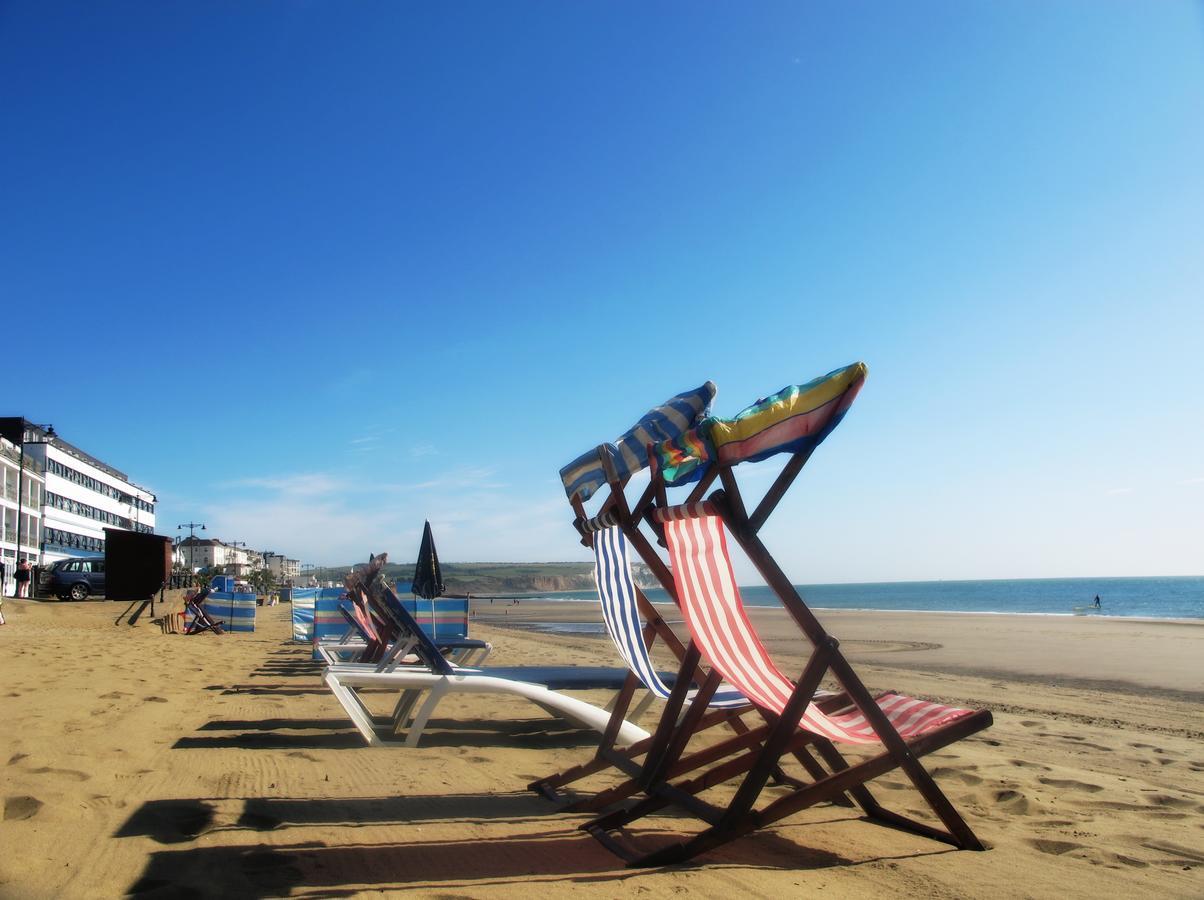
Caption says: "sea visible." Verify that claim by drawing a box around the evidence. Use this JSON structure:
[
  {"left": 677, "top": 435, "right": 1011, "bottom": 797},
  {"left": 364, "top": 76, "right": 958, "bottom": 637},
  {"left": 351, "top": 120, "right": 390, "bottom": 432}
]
[{"left": 529, "top": 576, "right": 1204, "bottom": 622}]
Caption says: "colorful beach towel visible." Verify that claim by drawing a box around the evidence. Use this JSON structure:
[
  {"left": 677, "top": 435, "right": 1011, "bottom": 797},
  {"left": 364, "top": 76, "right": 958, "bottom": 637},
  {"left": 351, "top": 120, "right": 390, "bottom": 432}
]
[
  {"left": 656, "top": 363, "right": 867, "bottom": 486},
  {"left": 560, "top": 381, "right": 716, "bottom": 502}
]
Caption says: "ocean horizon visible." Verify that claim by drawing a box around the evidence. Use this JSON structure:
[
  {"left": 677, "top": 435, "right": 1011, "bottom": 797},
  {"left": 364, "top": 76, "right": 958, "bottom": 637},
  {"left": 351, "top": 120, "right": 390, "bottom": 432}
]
[{"left": 530, "top": 575, "right": 1204, "bottom": 621}]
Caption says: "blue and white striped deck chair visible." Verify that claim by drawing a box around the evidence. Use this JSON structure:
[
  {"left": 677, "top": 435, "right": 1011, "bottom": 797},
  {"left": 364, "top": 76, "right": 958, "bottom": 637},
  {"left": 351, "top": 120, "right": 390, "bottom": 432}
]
[
  {"left": 593, "top": 526, "right": 747, "bottom": 712},
  {"left": 529, "top": 525, "right": 754, "bottom": 806}
]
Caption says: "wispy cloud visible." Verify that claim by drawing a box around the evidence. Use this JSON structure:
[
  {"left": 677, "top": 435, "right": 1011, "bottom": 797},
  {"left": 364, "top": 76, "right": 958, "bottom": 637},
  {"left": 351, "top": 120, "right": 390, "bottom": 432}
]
[
  {"left": 197, "top": 464, "right": 555, "bottom": 564},
  {"left": 221, "top": 473, "right": 348, "bottom": 496}
]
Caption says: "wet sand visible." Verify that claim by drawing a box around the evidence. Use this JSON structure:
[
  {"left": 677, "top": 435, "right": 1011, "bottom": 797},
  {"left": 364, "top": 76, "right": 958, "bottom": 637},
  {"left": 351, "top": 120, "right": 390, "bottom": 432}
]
[{"left": 0, "top": 594, "right": 1200, "bottom": 898}]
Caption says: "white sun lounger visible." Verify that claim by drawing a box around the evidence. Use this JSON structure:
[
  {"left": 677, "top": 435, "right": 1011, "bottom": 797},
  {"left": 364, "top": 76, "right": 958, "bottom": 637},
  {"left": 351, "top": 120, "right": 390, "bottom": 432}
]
[{"left": 322, "top": 575, "right": 649, "bottom": 747}]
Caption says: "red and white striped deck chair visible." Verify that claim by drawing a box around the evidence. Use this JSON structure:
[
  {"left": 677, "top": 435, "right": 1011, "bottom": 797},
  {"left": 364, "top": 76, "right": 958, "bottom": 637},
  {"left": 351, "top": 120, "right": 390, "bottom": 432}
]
[{"left": 582, "top": 363, "right": 993, "bottom": 867}]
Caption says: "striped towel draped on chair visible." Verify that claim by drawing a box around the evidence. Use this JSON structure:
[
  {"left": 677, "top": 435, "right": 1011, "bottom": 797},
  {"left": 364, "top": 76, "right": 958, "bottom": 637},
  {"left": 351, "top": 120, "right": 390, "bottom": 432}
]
[
  {"left": 561, "top": 382, "right": 716, "bottom": 502},
  {"left": 656, "top": 363, "right": 867, "bottom": 488}
]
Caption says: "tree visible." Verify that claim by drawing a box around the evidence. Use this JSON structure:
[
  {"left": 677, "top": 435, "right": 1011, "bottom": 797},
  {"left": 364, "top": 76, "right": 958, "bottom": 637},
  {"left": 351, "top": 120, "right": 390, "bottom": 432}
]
[{"left": 245, "top": 567, "right": 277, "bottom": 598}]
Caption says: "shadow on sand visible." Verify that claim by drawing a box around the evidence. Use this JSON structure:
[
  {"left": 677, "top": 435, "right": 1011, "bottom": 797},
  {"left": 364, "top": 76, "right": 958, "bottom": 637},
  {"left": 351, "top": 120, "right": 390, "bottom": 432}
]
[{"left": 123, "top": 817, "right": 861, "bottom": 898}]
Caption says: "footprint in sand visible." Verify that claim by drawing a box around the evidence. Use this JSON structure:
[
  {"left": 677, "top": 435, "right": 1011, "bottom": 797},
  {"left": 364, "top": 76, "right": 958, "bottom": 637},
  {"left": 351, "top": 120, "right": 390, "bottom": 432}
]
[
  {"left": 1038, "top": 777, "right": 1104, "bottom": 794},
  {"left": 1029, "top": 838, "right": 1084, "bottom": 856},
  {"left": 3, "top": 795, "right": 44, "bottom": 821},
  {"left": 1141, "top": 840, "right": 1204, "bottom": 865},
  {"left": 99, "top": 691, "right": 130, "bottom": 700},
  {"left": 8, "top": 753, "right": 29, "bottom": 766},
  {"left": 85, "top": 794, "right": 128, "bottom": 810},
  {"left": 931, "top": 767, "right": 982, "bottom": 786},
  {"left": 1144, "top": 794, "right": 1194, "bottom": 809},
  {"left": 994, "top": 790, "right": 1031, "bottom": 815},
  {"left": 1009, "top": 759, "right": 1051, "bottom": 771},
  {"left": 144, "top": 696, "right": 169, "bottom": 703},
  {"left": 30, "top": 766, "right": 90, "bottom": 782}
]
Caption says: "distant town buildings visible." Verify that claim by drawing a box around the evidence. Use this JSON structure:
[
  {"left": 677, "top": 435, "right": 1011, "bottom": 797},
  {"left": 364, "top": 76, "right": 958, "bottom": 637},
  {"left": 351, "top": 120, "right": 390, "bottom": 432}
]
[
  {"left": 177, "top": 537, "right": 250, "bottom": 576},
  {"left": 1, "top": 416, "right": 308, "bottom": 590},
  {"left": 264, "top": 552, "right": 301, "bottom": 580}
]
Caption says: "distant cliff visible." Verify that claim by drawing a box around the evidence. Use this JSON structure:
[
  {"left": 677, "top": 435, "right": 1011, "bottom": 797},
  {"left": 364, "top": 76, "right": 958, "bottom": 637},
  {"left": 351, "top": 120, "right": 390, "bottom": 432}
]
[{"left": 326, "top": 561, "right": 657, "bottom": 595}]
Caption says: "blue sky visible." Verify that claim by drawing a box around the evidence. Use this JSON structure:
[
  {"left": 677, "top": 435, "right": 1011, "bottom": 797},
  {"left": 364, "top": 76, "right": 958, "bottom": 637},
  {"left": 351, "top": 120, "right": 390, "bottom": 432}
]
[{"left": 3, "top": 3, "right": 1202, "bottom": 582}]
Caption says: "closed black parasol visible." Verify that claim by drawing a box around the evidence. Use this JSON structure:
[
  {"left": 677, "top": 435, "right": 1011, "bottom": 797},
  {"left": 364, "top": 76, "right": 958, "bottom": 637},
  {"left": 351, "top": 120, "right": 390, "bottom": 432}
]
[{"left": 411, "top": 520, "right": 445, "bottom": 600}]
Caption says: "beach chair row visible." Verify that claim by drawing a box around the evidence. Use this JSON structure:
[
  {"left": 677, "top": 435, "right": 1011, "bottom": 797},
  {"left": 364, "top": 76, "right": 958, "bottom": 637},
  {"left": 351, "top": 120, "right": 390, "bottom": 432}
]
[{"left": 314, "top": 363, "right": 993, "bottom": 867}]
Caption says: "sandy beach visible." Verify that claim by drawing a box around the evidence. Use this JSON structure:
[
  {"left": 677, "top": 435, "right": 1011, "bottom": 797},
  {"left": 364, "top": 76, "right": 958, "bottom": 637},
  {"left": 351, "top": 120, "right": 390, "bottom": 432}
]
[{"left": 1, "top": 595, "right": 1200, "bottom": 898}]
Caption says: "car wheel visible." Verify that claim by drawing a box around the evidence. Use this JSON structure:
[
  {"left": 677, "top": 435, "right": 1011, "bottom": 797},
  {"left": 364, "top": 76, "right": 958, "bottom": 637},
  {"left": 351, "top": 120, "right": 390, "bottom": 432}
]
[{"left": 69, "top": 583, "right": 89, "bottom": 602}]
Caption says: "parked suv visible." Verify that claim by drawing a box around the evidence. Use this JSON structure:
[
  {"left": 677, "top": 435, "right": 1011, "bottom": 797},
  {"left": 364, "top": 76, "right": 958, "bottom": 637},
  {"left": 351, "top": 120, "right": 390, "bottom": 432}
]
[{"left": 46, "top": 557, "right": 106, "bottom": 601}]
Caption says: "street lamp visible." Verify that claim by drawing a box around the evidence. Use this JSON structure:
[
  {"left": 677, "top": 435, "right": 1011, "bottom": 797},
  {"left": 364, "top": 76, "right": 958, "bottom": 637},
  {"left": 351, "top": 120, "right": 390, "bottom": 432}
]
[
  {"left": 229, "top": 541, "right": 247, "bottom": 575},
  {"left": 15, "top": 422, "right": 54, "bottom": 572},
  {"left": 176, "top": 523, "right": 206, "bottom": 573}
]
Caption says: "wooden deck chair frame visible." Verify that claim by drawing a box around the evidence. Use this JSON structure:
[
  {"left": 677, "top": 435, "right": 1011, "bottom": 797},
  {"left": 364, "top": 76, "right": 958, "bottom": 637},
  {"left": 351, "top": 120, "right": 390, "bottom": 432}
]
[
  {"left": 531, "top": 445, "right": 839, "bottom": 811},
  {"left": 581, "top": 439, "right": 993, "bottom": 866},
  {"left": 183, "top": 587, "right": 225, "bottom": 635}
]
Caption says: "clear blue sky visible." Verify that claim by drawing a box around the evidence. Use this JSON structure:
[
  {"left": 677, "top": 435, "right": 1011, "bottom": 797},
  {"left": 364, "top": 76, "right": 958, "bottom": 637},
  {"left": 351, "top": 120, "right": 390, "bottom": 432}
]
[{"left": 3, "top": 3, "right": 1202, "bottom": 582}]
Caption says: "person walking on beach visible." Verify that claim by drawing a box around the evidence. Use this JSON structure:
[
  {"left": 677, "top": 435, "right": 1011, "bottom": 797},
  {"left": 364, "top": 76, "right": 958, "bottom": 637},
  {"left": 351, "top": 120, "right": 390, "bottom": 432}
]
[
  {"left": 1093, "top": 595, "right": 1101, "bottom": 609},
  {"left": 14, "top": 558, "right": 32, "bottom": 598}
]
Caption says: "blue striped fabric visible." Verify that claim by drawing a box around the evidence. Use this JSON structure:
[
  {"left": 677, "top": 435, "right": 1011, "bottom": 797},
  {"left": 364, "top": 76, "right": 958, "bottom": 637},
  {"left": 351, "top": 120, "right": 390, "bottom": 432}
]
[
  {"left": 312, "top": 588, "right": 351, "bottom": 659},
  {"left": 560, "top": 382, "right": 717, "bottom": 502},
  {"left": 592, "top": 526, "right": 746, "bottom": 707},
  {"left": 400, "top": 595, "right": 471, "bottom": 642},
  {"left": 184, "top": 591, "right": 257, "bottom": 633},
  {"left": 291, "top": 588, "right": 318, "bottom": 642}
]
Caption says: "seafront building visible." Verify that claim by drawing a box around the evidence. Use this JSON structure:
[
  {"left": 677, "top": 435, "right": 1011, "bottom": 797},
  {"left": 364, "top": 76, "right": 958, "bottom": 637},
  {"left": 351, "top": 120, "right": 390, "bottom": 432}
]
[
  {"left": 176, "top": 537, "right": 261, "bottom": 577},
  {"left": 265, "top": 552, "right": 301, "bottom": 581},
  {"left": 1, "top": 433, "right": 46, "bottom": 594},
  {"left": 0, "top": 418, "right": 156, "bottom": 568},
  {"left": 175, "top": 539, "right": 300, "bottom": 582}
]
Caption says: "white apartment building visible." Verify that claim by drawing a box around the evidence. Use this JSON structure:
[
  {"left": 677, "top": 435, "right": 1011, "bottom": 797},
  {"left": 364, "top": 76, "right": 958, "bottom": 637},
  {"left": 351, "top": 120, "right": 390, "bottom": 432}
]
[
  {"left": 0, "top": 433, "right": 45, "bottom": 593},
  {"left": 176, "top": 541, "right": 294, "bottom": 580},
  {"left": 177, "top": 538, "right": 252, "bottom": 575},
  {"left": 0, "top": 419, "right": 156, "bottom": 566},
  {"left": 266, "top": 553, "right": 301, "bottom": 581}
]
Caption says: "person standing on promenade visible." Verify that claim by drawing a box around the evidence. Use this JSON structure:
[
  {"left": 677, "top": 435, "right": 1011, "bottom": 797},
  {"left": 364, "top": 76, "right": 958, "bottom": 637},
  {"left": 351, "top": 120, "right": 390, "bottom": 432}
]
[{"left": 15, "top": 558, "right": 32, "bottom": 598}]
